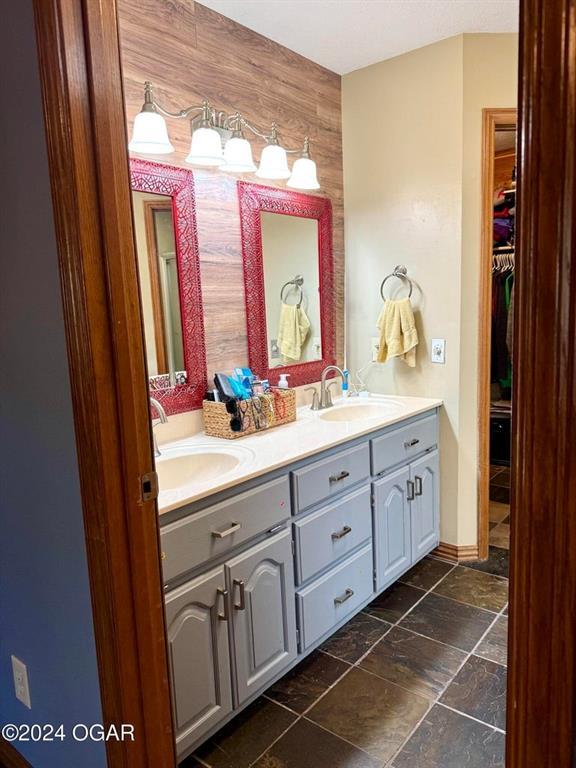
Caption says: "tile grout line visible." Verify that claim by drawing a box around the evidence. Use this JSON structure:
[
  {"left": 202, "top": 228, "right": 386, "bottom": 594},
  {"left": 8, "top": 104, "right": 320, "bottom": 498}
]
[{"left": 436, "top": 701, "right": 506, "bottom": 735}]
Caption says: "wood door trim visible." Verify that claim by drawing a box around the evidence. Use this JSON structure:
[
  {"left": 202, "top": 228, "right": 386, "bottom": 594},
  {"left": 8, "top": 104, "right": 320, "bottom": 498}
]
[
  {"left": 0, "top": 739, "right": 33, "bottom": 768},
  {"left": 32, "top": 1, "right": 175, "bottom": 767},
  {"left": 478, "top": 107, "right": 517, "bottom": 561},
  {"left": 143, "top": 199, "right": 172, "bottom": 374},
  {"left": 507, "top": 0, "right": 576, "bottom": 764}
]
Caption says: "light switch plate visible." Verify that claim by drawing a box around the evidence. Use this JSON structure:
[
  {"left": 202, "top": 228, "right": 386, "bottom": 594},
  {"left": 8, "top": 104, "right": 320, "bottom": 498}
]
[
  {"left": 11, "top": 655, "right": 31, "bottom": 709},
  {"left": 431, "top": 338, "right": 446, "bottom": 364}
]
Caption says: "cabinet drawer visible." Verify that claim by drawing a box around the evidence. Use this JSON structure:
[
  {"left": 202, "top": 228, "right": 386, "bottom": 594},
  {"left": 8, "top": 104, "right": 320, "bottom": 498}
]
[
  {"left": 293, "top": 485, "right": 372, "bottom": 584},
  {"left": 160, "top": 476, "right": 290, "bottom": 583},
  {"left": 292, "top": 442, "right": 370, "bottom": 513},
  {"left": 371, "top": 413, "right": 438, "bottom": 476},
  {"left": 296, "top": 544, "right": 373, "bottom": 650}
]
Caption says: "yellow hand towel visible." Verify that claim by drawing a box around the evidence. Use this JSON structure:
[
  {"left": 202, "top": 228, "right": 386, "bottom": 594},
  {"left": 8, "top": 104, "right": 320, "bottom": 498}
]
[
  {"left": 376, "top": 297, "right": 419, "bottom": 367},
  {"left": 277, "top": 302, "right": 311, "bottom": 361}
]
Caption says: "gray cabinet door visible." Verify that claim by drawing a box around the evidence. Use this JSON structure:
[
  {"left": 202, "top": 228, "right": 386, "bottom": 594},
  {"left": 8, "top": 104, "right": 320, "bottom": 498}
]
[
  {"left": 373, "top": 465, "right": 412, "bottom": 591},
  {"left": 410, "top": 450, "right": 440, "bottom": 560},
  {"left": 226, "top": 529, "right": 297, "bottom": 705},
  {"left": 165, "top": 566, "right": 233, "bottom": 757}
]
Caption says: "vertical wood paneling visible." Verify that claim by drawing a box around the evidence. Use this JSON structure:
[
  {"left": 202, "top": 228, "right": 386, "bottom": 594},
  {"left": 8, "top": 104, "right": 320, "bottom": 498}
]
[{"left": 118, "top": 0, "right": 344, "bottom": 386}]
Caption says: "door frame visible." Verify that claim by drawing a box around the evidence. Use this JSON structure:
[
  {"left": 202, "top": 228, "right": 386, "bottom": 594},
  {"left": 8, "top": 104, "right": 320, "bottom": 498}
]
[
  {"left": 478, "top": 108, "right": 517, "bottom": 561},
  {"left": 507, "top": 0, "right": 576, "bottom": 764},
  {"left": 2, "top": 0, "right": 573, "bottom": 767},
  {"left": 27, "top": 1, "right": 176, "bottom": 767}
]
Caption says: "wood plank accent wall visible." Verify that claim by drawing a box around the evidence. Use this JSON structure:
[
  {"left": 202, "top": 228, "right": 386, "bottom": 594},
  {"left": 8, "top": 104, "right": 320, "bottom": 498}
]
[{"left": 118, "top": 0, "right": 344, "bottom": 390}]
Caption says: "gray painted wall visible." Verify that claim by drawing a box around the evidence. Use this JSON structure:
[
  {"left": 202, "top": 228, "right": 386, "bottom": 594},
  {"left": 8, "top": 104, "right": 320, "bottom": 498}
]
[{"left": 0, "top": 3, "right": 106, "bottom": 766}]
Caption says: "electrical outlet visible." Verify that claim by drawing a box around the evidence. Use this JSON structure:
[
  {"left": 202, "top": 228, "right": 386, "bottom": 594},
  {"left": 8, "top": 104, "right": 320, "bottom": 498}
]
[
  {"left": 431, "top": 338, "right": 446, "bottom": 364},
  {"left": 270, "top": 339, "right": 280, "bottom": 360},
  {"left": 312, "top": 336, "right": 321, "bottom": 350},
  {"left": 371, "top": 337, "right": 381, "bottom": 362},
  {"left": 11, "top": 655, "right": 31, "bottom": 709}
]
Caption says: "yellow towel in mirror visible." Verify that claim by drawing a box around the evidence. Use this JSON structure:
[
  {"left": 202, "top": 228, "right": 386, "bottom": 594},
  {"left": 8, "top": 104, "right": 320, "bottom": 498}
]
[
  {"left": 376, "top": 297, "right": 418, "bottom": 367},
  {"left": 277, "top": 302, "right": 311, "bottom": 361}
]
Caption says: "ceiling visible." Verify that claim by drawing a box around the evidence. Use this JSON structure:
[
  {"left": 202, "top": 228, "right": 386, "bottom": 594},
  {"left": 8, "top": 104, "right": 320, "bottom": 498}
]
[{"left": 198, "top": 0, "right": 519, "bottom": 75}]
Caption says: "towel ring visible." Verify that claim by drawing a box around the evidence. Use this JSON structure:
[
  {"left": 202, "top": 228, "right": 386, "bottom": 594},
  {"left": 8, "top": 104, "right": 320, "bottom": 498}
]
[
  {"left": 280, "top": 274, "right": 304, "bottom": 307},
  {"left": 380, "top": 265, "right": 413, "bottom": 300}
]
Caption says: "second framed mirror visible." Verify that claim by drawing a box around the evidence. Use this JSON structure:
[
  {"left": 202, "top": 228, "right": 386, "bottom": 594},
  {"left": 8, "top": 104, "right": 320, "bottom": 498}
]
[{"left": 238, "top": 182, "right": 335, "bottom": 387}]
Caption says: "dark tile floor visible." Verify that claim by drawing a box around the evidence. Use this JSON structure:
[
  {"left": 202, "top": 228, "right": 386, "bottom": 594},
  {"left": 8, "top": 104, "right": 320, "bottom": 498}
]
[
  {"left": 186, "top": 540, "right": 509, "bottom": 768},
  {"left": 489, "top": 465, "right": 511, "bottom": 551}
]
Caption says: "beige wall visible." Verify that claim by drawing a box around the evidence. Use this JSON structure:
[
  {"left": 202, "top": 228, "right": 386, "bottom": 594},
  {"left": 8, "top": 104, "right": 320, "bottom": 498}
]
[
  {"left": 343, "top": 33, "right": 518, "bottom": 547},
  {"left": 459, "top": 34, "right": 519, "bottom": 542}
]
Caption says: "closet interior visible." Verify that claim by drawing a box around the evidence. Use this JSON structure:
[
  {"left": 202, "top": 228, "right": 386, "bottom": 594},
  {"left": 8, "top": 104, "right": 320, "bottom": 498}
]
[{"left": 490, "top": 127, "right": 516, "bottom": 508}]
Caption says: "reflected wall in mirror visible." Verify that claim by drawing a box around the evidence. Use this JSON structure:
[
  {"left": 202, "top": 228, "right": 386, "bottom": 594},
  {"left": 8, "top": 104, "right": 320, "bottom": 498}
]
[
  {"left": 130, "top": 159, "right": 207, "bottom": 414},
  {"left": 239, "top": 182, "right": 335, "bottom": 387},
  {"left": 261, "top": 213, "right": 322, "bottom": 367},
  {"left": 132, "top": 191, "right": 184, "bottom": 377}
]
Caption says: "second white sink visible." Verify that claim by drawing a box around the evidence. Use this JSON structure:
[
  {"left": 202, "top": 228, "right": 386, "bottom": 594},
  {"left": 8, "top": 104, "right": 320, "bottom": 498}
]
[{"left": 319, "top": 400, "right": 403, "bottom": 423}]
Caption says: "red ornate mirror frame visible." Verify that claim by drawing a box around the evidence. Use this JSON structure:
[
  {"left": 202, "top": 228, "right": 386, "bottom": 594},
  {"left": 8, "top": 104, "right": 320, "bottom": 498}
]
[
  {"left": 238, "top": 182, "right": 335, "bottom": 387},
  {"left": 130, "top": 158, "right": 207, "bottom": 413}
]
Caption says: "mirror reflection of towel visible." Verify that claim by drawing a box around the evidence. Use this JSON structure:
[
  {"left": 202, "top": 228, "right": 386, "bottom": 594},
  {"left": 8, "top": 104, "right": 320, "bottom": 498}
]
[
  {"left": 376, "top": 297, "right": 418, "bottom": 367},
  {"left": 277, "top": 302, "right": 311, "bottom": 361}
]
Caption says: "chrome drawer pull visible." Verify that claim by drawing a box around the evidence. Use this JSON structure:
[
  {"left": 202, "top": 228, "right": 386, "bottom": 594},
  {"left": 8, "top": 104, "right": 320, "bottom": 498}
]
[
  {"left": 334, "top": 588, "right": 354, "bottom": 605},
  {"left": 233, "top": 579, "right": 246, "bottom": 610},
  {"left": 329, "top": 470, "right": 350, "bottom": 483},
  {"left": 407, "top": 479, "right": 415, "bottom": 501},
  {"left": 415, "top": 476, "right": 423, "bottom": 496},
  {"left": 331, "top": 525, "right": 352, "bottom": 541},
  {"left": 211, "top": 521, "right": 241, "bottom": 539},
  {"left": 217, "top": 587, "right": 229, "bottom": 621},
  {"left": 404, "top": 438, "right": 420, "bottom": 449}
]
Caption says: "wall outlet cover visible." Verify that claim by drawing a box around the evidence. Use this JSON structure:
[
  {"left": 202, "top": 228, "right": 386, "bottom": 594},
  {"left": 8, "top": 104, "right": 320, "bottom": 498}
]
[
  {"left": 371, "top": 337, "right": 381, "bottom": 362},
  {"left": 270, "top": 339, "right": 280, "bottom": 360},
  {"left": 11, "top": 655, "right": 31, "bottom": 709},
  {"left": 431, "top": 338, "right": 446, "bottom": 364}
]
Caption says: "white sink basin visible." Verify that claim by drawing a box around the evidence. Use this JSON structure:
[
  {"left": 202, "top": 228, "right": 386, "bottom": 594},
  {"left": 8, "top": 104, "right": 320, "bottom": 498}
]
[
  {"left": 319, "top": 400, "right": 403, "bottom": 423},
  {"left": 156, "top": 444, "right": 254, "bottom": 492}
]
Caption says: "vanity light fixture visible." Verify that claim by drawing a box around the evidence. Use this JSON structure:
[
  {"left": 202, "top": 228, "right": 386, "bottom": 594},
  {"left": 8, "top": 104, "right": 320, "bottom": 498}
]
[
  {"left": 128, "top": 82, "right": 320, "bottom": 189},
  {"left": 287, "top": 138, "right": 320, "bottom": 190},
  {"left": 128, "top": 82, "right": 174, "bottom": 154}
]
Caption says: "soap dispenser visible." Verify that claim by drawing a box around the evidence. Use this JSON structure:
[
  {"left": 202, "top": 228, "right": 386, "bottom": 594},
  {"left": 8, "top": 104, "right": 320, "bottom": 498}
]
[{"left": 278, "top": 373, "right": 290, "bottom": 389}]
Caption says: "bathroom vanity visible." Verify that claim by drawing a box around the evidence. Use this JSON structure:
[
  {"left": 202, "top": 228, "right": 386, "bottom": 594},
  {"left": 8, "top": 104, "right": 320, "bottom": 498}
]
[{"left": 157, "top": 396, "right": 441, "bottom": 759}]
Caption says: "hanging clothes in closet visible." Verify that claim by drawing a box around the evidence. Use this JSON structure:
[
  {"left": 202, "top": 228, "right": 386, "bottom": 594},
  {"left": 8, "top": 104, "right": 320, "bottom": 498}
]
[{"left": 491, "top": 174, "right": 515, "bottom": 400}]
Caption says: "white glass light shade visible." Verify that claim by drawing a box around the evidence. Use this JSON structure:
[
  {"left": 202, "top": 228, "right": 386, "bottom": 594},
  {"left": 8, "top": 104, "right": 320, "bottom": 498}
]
[
  {"left": 128, "top": 111, "right": 174, "bottom": 154},
  {"left": 287, "top": 157, "right": 320, "bottom": 190},
  {"left": 221, "top": 136, "right": 256, "bottom": 172},
  {"left": 256, "top": 144, "right": 291, "bottom": 180},
  {"left": 185, "top": 126, "right": 224, "bottom": 166}
]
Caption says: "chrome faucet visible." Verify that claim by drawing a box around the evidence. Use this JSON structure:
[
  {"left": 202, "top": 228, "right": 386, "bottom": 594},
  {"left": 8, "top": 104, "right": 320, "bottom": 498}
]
[
  {"left": 150, "top": 397, "right": 168, "bottom": 457},
  {"left": 319, "top": 365, "right": 345, "bottom": 410}
]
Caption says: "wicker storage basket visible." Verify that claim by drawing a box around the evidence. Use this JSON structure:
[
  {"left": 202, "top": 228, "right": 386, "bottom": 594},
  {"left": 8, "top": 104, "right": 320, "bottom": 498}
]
[{"left": 203, "top": 387, "right": 296, "bottom": 440}]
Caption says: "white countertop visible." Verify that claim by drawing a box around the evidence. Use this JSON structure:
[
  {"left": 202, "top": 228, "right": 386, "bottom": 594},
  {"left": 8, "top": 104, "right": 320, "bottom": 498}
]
[{"left": 157, "top": 394, "right": 442, "bottom": 515}]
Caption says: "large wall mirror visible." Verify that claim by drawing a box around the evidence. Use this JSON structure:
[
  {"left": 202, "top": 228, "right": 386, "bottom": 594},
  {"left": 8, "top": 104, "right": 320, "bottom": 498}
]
[
  {"left": 130, "top": 159, "right": 207, "bottom": 413},
  {"left": 238, "top": 182, "right": 335, "bottom": 386}
]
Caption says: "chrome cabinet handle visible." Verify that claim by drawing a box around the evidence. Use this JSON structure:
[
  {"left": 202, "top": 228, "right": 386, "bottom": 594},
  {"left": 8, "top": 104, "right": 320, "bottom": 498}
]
[
  {"left": 332, "top": 525, "right": 352, "bottom": 541},
  {"left": 212, "top": 521, "right": 241, "bottom": 539},
  {"left": 404, "top": 438, "right": 420, "bottom": 449},
  {"left": 407, "top": 479, "right": 415, "bottom": 501},
  {"left": 217, "top": 587, "right": 229, "bottom": 621},
  {"left": 334, "top": 588, "right": 354, "bottom": 605},
  {"left": 415, "top": 476, "right": 423, "bottom": 496},
  {"left": 329, "top": 470, "right": 350, "bottom": 483},
  {"left": 233, "top": 579, "right": 246, "bottom": 610}
]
